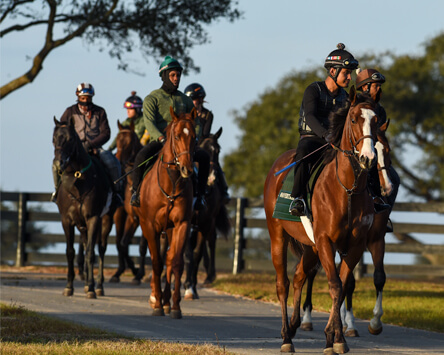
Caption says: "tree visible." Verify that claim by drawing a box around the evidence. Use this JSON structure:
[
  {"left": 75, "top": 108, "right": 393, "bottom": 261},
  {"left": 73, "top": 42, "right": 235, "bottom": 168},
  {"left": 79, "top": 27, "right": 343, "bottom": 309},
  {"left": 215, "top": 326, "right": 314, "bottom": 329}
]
[
  {"left": 0, "top": 0, "right": 241, "bottom": 99},
  {"left": 223, "top": 33, "right": 444, "bottom": 201}
]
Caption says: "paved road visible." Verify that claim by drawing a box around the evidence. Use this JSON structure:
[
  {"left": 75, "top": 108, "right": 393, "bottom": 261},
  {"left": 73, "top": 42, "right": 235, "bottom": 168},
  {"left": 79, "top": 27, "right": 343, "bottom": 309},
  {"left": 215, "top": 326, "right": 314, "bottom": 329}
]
[{"left": 1, "top": 270, "right": 443, "bottom": 354}]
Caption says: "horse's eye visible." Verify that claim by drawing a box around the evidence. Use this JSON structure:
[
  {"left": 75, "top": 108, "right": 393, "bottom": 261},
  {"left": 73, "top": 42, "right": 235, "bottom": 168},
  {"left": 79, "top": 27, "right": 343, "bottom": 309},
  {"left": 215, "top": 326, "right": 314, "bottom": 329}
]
[{"left": 175, "top": 135, "right": 179, "bottom": 140}]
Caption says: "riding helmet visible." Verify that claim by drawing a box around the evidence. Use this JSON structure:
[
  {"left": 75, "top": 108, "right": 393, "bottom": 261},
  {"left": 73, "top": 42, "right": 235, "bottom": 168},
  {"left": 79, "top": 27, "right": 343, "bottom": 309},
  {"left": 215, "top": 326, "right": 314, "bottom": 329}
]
[
  {"left": 184, "top": 83, "right": 206, "bottom": 99},
  {"left": 324, "top": 43, "right": 359, "bottom": 70},
  {"left": 76, "top": 83, "right": 95, "bottom": 97},
  {"left": 124, "top": 91, "right": 143, "bottom": 109},
  {"left": 158, "top": 56, "right": 183, "bottom": 77},
  {"left": 356, "top": 69, "right": 386, "bottom": 90}
]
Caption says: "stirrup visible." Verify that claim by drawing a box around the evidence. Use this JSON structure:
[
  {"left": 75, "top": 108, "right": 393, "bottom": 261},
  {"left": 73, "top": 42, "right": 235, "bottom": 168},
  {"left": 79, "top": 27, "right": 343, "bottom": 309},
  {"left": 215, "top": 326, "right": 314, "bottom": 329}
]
[
  {"left": 373, "top": 197, "right": 390, "bottom": 214},
  {"left": 289, "top": 197, "right": 307, "bottom": 216},
  {"left": 386, "top": 218, "right": 394, "bottom": 233}
]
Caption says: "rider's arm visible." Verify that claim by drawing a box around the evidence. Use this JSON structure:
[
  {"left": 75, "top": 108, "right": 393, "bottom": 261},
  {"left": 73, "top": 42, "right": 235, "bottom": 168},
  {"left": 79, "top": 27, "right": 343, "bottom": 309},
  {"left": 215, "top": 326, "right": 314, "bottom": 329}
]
[
  {"left": 88, "top": 107, "right": 111, "bottom": 149},
  {"left": 143, "top": 94, "right": 164, "bottom": 143}
]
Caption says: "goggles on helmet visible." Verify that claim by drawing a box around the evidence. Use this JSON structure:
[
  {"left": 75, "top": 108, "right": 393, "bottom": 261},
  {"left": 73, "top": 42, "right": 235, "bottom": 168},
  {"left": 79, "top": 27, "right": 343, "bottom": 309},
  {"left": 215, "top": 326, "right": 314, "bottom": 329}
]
[
  {"left": 124, "top": 101, "right": 142, "bottom": 109},
  {"left": 371, "top": 72, "right": 385, "bottom": 82},
  {"left": 78, "top": 87, "right": 94, "bottom": 96}
]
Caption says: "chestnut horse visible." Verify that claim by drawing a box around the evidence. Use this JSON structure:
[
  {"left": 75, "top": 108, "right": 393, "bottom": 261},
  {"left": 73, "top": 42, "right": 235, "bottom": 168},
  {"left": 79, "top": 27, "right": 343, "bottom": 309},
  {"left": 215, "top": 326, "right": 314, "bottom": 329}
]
[
  {"left": 264, "top": 88, "right": 379, "bottom": 354},
  {"left": 52, "top": 117, "right": 116, "bottom": 298},
  {"left": 109, "top": 120, "right": 149, "bottom": 285},
  {"left": 184, "top": 127, "right": 231, "bottom": 299},
  {"left": 138, "top": 107, "right": 197, "bottom": 319},
  {"left": 298, "top": 121, "right": 399, "bottom": 337}
]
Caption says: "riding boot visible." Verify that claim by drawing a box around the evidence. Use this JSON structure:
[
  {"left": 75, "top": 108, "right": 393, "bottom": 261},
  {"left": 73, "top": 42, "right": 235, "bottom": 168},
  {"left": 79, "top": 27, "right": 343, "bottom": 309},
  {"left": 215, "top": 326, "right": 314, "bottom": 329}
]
[
  {"left": 368, "top": 165, "right": 390, "bottom": 214},
  {"left": 289, "top": 196, "right": 307, "bottom": 216},
  {"left": 216, "top": 165, "right": 230, "bottom": 204},
  {"left": 130, "top": 186, "right": 140, "bottom": 207}
]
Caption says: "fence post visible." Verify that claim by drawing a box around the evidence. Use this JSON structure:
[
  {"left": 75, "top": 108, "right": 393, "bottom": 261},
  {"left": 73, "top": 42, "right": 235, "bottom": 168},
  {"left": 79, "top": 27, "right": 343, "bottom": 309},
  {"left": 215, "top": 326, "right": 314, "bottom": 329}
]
[
  {"left": 232, "top": 197, "right": 246, "bottom": 274},
  {"left": 15, "top": 192, "right": 28, "bottom": 267}
]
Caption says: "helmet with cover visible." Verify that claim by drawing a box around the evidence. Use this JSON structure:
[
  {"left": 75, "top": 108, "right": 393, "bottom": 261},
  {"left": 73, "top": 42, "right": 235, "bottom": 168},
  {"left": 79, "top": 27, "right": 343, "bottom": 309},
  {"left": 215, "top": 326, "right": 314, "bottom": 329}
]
[
  {"left": 356, "top": 69, "right": 386, "bottom": 90},
  {"left": 158, "top": 56, "right": 183, "bottom": 77},
  {"left": 184, "top": 83, "right": 206, "bottom": 99},
  {"left": 324, "top": 43, "right": 359, "bottom": 71},
  {"left": 76, "top": 83, "right": 95, "bottom": 97},
  {"left": 124, "top": 91, "right": 143, "bottom": 109}
]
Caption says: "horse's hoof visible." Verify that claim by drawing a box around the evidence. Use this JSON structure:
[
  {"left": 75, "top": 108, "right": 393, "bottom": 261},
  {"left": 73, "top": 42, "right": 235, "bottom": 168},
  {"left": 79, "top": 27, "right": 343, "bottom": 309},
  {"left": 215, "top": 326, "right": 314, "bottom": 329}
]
[
  {"left": 333, "top": 342, "right": 349, "bottom": 354},
  {"left": 368, "top": 324, "right": 383, "bottom": 335},
  {"left": 163, "top": 305, "right": 171, "bottom": 315},
  {"left": 152, "top": 308, "right": 165, "bottom": 316},
  {"left": 63, "top": 288, "right": 73, "bottom": 296},
  {"left": 109, "top": 276, "right": 120, "bottom": 283},
  {"left": 184, "top": 288, "right": 195, "bottom": 300},
  {"left": 170, "top": 309, "right": 182, "bottom": 319},
  {"left": 86, "top": 291, "right": 97, "bottom": 299},
  {"left": 96, "top": 288, "right": 104, "bottom": 297},
  {"left": 344, "top": 328, "right": 359, "bottom": 337},
  {"left": 131, "top": 278, "right": 141, "bottom": 286},
  {"left": 280, "top": 342, "right": 295, "bottom": 353},
  {"left": 300, "top": 322, "right": 313, "bottom": 331},
  {"left": 323, "top": 347, "right": 337, "bottom": 355}
]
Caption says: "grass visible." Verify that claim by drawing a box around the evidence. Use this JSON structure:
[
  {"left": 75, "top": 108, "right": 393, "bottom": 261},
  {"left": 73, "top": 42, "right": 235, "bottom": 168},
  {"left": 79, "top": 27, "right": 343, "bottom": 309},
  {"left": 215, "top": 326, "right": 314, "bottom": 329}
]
[
  {"left": 0, "top": 303, "right": 233, "bottom": 355},
  {"left": 211, "top": 272, "right": 444, "bottom": 333}
]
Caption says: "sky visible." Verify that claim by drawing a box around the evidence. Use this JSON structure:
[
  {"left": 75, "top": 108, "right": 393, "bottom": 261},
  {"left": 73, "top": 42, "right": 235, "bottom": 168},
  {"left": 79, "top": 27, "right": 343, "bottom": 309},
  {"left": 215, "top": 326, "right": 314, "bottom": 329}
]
[{"left": 1, "top": 0, "right": 443, "bottom": 194}]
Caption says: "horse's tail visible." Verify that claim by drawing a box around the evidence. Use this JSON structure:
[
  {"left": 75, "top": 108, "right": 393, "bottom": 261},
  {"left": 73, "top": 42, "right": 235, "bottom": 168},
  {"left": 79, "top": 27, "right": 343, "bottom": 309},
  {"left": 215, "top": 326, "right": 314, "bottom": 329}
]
[
  {"left": 288, "top": 237, "right": 304, "bottom": 259},
  {"left": 216, "top": 204, "right": 231, "bottom": 240}
]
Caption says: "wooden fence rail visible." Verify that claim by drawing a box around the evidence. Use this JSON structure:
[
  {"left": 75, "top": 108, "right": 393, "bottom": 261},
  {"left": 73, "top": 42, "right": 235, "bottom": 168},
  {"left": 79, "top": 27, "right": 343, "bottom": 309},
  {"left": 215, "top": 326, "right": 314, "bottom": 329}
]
[{"left": 1, "top": 191, "right": 444, "bottom": 279}]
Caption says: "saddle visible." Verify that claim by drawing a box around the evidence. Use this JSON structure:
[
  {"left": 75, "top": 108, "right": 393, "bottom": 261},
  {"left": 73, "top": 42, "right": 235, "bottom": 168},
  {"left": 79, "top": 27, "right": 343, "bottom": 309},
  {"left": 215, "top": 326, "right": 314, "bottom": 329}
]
[{"left": 272, "top": 160, "right": 324, "bottom": 222}]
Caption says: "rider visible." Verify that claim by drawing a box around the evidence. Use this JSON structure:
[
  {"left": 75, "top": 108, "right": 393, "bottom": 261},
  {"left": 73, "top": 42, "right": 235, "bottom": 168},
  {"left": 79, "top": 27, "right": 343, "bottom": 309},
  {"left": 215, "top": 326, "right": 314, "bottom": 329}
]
[
  {"left": 289, "top": 43, "right": 359, "bottom": 216},
  {"left": 108, "top": 91, "right": 149, "bottom": 151},
  {"left": 356, "top": 69, "right": 396, "bottom": 212},
  {"left": 184, "top": 83, "right": 230, "bottom": 203},
  {"left": 51, "top": 83, "right": 123, "bottom": 205},
  {"left": 129, "top": 56, "right": 210, "bottom": 210}
]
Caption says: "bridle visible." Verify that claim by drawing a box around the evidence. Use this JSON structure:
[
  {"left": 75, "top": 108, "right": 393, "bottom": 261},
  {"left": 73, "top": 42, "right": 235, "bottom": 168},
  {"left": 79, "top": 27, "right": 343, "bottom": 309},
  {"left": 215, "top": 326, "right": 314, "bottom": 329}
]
[{"left": 161, "top": 120, "right": 193, "bottom": 169}]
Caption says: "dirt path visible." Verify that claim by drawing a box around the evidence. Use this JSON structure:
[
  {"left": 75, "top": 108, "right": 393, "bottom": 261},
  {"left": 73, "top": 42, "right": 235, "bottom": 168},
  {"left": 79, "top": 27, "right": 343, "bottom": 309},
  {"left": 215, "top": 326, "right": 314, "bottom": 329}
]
[{"left": 1, "top": 269, "right": 443, "bottom": 354}]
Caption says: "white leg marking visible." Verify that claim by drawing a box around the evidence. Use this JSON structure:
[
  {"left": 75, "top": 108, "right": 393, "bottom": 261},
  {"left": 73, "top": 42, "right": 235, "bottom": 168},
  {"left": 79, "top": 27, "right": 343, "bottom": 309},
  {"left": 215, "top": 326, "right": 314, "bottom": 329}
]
[{"left": 360, "top": 108, "right": 376, "bottom": 161}]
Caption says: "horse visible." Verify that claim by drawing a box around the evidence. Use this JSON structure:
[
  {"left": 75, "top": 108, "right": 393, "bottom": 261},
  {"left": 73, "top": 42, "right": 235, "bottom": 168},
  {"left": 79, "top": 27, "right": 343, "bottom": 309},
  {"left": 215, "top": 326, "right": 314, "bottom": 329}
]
[
  {"left": 183, "top": 127, "right": 231, "bottom": 300},
  {"left": 137, "top": 107, "right": 197, "bottom": 319},
  {"left": 263, "top": 87, "right": 379, "bottom": 354},
  {"left": 52, "top": 117, "right": 116, "bottom": 298},
  {"left": 109, "top": 120, "right": 149, "bottom": 285},
  {"left": 298, "top": 120, "right": 399, "bottom": 337}
]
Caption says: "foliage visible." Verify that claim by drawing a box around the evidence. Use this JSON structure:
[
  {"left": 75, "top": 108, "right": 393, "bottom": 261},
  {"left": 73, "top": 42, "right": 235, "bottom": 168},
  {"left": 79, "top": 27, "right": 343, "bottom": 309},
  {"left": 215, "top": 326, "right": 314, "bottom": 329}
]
[
  {"left": 0, "top": 0, "right": 242, "bottom": 99},
  {"left": 0, "top": 303, "right": 233, "bottom": 354},
  {"left": 212, "top": 272, "right": 444, "bottom": 333},
  {"left": 223, "top": 33, "right": 444, "bottom": 201}
]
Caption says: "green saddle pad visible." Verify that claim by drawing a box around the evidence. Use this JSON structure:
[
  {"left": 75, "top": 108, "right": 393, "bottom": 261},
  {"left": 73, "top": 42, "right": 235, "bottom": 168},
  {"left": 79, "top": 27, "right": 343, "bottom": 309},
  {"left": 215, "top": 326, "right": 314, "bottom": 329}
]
[{"left": 272, "top": 162, "right": 324, "bottom": 222}]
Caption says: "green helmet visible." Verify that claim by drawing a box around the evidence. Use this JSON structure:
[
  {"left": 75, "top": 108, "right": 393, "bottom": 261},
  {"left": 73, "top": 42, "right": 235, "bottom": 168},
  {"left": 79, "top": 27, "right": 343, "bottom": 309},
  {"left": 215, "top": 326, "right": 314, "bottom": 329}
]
[{"left": 158, "top": 56, "right": 183, "bottom": 77}]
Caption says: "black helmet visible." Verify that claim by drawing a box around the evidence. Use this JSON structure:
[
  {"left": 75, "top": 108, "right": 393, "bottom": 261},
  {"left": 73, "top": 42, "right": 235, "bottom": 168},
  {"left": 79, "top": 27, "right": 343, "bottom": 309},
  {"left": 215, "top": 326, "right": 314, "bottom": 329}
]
[
  {"left": 123, "top": 91, "right": 143, "bottom": 109},
  {"left": 184, "top": 83, "right": 206, "bottom": 99},
  {"left": 324, "top": 43, "right": 359, "bottom": 71}
]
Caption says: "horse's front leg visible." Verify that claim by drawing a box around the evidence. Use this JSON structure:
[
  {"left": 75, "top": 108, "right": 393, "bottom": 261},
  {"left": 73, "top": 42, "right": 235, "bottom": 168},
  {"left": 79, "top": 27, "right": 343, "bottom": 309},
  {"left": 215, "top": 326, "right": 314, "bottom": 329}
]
[
  {"left": 367, "top": 225, "right": 387, "bottom": 335},
  {"left": 84, "top": 216, "right": 100, "bottom": 299},
  {"left": 63, "top": 222, "right": 75, "bottom": 296},
  {"left": 205, "top": 228, "right": 217, "bottom": 285},
  {"left": 134, "top": 233, "right": 147, "bottom": 285},
  {"left": 144, "top": 230, "right": 164, "bottom": 316},
  {"left": 317, "top": 237, "right": 347, "bottom": 355},
  {"left": 342, "top": 271, "right": 359, "bottom": 337},
  {"left": 183, "top": 227, "right": 197, "bottom": 300},
  {"left": 110, "top": 207, "right": 126, "bottom": 283},
  {"left": 96, "top": 214, "right": 112, "bottom": 296},
  {"left": 169, "top": 221, "right": 190, "bottom": 319}
]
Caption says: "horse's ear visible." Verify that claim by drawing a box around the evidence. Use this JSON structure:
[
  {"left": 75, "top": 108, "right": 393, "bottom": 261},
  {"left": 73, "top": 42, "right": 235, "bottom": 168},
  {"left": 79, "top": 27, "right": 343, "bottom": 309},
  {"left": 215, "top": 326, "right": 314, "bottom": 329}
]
[
  {"left": 170, "top": 106, "right": 178, "bottom": 122},
  {"left": 215, "top": 127, "right": 223, "bottom": 139},
  {"left": 54, "top": 116, "right": 61, "bottom": 126},
  {"left": 349, "top": 85, "right": 357, "bottom": 105},
  {"left": 117, "top": 120, "right": 123, "bottom": 131},
  {"left": 379, "top": 118, "right": 390, "bottom": 133}
]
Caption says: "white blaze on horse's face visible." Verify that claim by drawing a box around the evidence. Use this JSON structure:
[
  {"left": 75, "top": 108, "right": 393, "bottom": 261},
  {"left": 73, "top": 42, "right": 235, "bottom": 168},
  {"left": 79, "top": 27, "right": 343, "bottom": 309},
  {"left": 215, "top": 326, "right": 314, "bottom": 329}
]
[
  {"left": 183, "top": 127, "right": 190, "bottom": 136},
  {"left": 375, "top": 141, "right": 394, "bottom": 196},
  {"left": 359, "top": 108, "right": 376, "bottom": 162}
]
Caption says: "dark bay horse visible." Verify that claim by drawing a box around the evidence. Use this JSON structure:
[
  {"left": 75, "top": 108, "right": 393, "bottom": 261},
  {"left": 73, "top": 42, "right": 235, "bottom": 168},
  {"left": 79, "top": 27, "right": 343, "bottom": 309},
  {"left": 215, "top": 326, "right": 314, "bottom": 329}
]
[
  {"left": 109, "top": 120, "right": 148, "bottom": 285},
  {"left": 184, "top": 127, "right": 231, "bottom": 300},
  {"left": 264, "top": 88, "right": 379, "bottom": 354},
  {"left": 299, "top": 120, "right": 398, "bottom": 337},
  {"left": 52, "top": 117, "right": 116, "bottom": 298},
  {"left": 138, "top": 107, "right": 197, "bottom": 319}
]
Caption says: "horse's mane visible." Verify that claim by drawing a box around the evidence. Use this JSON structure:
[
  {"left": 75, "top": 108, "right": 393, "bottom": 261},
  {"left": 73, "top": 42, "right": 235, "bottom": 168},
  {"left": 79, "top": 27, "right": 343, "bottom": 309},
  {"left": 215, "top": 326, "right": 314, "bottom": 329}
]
[{"left": 322, "top": 92, "right": 374, "bottom": 164}]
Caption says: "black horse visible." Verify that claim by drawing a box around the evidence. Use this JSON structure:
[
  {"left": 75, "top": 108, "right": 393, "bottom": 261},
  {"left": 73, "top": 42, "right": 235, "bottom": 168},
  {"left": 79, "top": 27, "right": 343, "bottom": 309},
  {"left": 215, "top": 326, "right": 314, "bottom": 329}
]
[
  {"left": 53, "top": 117, "right": 116, "bottom": 298},
  {"left": 184, "top": 127, "right": 231, "bottom": 299}
]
